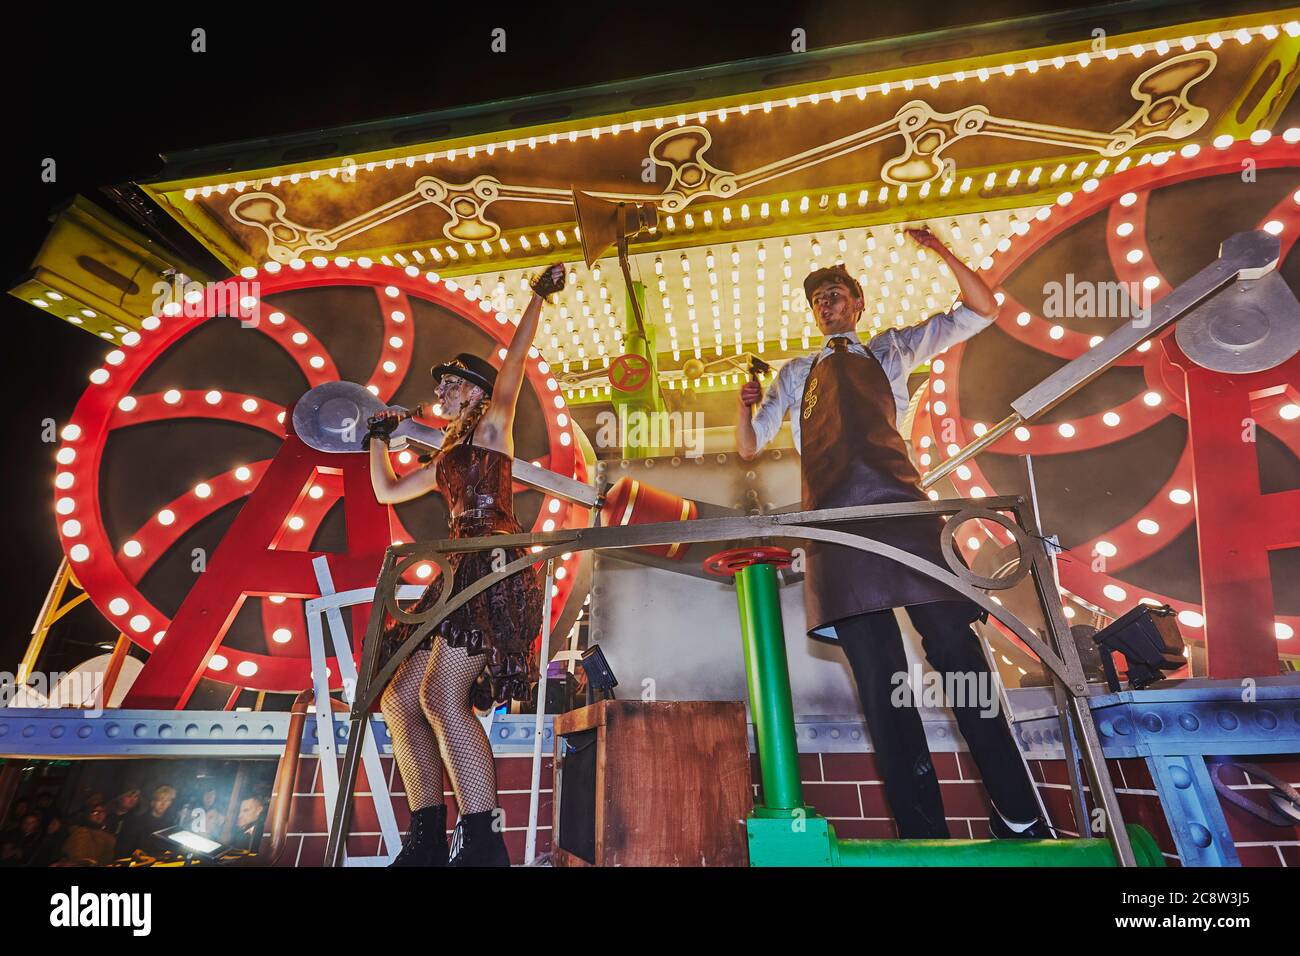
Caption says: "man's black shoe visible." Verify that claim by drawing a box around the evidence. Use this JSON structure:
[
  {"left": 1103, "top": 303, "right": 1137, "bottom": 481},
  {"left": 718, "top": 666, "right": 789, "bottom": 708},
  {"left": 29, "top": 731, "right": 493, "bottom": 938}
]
[{"left": 988, "top": 813, "right": 1056, "bottom": 840}]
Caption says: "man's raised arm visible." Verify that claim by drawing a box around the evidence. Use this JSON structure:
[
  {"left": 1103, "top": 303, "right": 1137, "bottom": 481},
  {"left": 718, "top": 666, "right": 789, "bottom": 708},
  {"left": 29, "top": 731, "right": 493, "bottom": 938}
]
[{"left": 892, "top": 226, "right": 1000, "bottom": 369}]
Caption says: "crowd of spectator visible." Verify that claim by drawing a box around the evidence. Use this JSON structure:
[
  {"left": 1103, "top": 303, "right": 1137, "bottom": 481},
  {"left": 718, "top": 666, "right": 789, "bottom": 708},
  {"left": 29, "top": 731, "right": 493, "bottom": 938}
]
[{"left": 0, "top": 773, "right": 270, "bottom": 866}]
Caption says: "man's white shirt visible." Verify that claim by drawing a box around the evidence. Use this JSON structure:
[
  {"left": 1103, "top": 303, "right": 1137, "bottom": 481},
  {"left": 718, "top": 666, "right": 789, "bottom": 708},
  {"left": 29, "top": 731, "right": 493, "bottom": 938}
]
[{"left": 748, "top": 303, "right": 995, "bottom": 454}]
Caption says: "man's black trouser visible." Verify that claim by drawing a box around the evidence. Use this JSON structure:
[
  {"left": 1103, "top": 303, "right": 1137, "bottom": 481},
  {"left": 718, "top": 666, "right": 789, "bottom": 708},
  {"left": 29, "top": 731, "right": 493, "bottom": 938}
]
[{"left": 835, "top": 600, "right": 1040, "bottom": 838}]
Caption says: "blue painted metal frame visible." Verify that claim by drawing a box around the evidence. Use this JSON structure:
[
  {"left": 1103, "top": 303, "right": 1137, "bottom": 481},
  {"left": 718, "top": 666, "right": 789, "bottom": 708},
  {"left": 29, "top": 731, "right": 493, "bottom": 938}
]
[
  {"left": 0, "top": 709, "right": 555, "bottom": 759},
  {"left": 1014, "top": 675, "right": 1300, "bottom": 867}
]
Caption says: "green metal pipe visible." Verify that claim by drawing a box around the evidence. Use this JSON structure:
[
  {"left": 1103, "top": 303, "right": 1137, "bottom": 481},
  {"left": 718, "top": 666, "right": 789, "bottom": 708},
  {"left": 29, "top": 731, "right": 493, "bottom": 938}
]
[
  {"left": 830, "top": 824, "right": 1165, "bottom": 867},
  {"left": 616, "top": 280, "right": 665, "bottom": 459},
  {"left": 735, "top": 561, "right": 803, "bottom": 810}
]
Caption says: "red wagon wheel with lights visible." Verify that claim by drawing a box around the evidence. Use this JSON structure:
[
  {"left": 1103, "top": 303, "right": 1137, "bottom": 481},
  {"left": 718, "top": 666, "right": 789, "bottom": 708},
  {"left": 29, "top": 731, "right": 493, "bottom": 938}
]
[
  {"left": 914, "top": 135, "right": 1300, "bottom": 670},
  {"left": 53, "top": 260, "right": 589, "bottom": 707}
]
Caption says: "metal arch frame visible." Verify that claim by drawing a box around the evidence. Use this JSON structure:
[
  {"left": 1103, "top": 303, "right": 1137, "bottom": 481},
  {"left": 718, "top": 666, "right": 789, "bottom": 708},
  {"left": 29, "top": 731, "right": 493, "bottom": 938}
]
[{"left": 326, "top": 494, "right": 1138, "bottom": 866}]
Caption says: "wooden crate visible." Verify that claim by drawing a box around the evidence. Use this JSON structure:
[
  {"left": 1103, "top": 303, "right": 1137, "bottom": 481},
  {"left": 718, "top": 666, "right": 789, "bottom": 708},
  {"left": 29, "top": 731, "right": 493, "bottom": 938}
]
[{"left": 551, "top": 700, "right": 752, "bottom": 867}]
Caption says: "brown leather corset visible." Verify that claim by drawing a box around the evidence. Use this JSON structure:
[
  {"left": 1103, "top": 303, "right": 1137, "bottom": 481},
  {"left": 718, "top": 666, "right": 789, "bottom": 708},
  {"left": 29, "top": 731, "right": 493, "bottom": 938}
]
[{"left": 435, "top": 434, "right": 519, "bottom": 534}]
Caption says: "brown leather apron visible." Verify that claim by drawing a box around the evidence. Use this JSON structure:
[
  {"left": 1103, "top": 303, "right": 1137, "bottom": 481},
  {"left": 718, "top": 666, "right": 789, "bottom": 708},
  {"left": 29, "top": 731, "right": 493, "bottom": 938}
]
[{"left": 798, "top": 341, "right": 974, "bottom": 639}]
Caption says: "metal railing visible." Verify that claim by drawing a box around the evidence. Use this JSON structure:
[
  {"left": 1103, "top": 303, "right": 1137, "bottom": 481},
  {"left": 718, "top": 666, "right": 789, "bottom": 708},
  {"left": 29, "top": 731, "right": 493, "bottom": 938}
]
[{"left": 326, "top": 495, "right": 1137, "bottom": 866}]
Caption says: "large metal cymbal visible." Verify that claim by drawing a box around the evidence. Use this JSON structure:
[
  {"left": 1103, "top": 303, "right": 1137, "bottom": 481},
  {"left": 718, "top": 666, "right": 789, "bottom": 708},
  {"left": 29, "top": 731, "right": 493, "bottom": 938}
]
[{"left": 293, "top": 380, "right": 423, "bottom": 453}]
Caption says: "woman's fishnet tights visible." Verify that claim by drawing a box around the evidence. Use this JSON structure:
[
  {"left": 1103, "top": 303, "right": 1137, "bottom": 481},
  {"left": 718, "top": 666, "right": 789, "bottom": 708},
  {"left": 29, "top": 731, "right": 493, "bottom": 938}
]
[{"left": 380, "top": 640, "right": 498, "bottom": 815}]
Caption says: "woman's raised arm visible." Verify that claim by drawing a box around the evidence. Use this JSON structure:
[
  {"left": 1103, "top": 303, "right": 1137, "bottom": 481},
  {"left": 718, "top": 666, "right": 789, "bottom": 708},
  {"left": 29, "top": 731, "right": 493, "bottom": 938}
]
[{"left": 479, "top": 263, "right": 566, "bottom": 452}]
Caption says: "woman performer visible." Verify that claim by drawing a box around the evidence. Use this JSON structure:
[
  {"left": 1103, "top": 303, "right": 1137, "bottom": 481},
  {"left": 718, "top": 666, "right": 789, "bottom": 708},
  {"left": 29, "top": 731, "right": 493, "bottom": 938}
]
[{"left": 367, "top": 263, "right": 567, "bottom": 866}]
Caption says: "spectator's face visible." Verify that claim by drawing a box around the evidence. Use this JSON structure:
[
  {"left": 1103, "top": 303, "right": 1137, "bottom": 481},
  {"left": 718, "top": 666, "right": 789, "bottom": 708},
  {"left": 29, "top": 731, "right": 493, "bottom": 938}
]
[
  {"left": 237, "top": 799, "right": 261, "bottom": 828},
  {"left": 202, "top": 789, "right": 217, "bottom": 808},
  {"left": 88, "top": 806, "right": 107, "bottom": 827},
  {"left": 151, "top": 792, "right": 174, "bottom": 817},
  {"left": 47, "top": 817, "right": 62, "bottom": 834},
  {"left": 20, "top": 815, "right": 39, "bottom": 836},
  {"left": 118, "top": 790, "right": 141, "bottom": 811}
]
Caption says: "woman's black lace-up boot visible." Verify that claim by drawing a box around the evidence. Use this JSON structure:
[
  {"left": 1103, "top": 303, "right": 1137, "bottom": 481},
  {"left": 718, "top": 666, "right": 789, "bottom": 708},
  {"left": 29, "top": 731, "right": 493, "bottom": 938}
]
[
  {"left": 447, "top": 809, "right": 510, "bottom": 867},
  {"left": 390, "top": 804, "right": 449, "bottom": 867}
]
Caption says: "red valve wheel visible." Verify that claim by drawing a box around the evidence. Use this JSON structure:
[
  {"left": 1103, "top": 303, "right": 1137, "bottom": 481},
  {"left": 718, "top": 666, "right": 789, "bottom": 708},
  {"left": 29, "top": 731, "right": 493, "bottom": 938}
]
[
  {"left": 608, "top": 352, "right": 652, "bottom": 392},
  {"left": 703, "top": 546, "right": 795, "bottom": 576}
]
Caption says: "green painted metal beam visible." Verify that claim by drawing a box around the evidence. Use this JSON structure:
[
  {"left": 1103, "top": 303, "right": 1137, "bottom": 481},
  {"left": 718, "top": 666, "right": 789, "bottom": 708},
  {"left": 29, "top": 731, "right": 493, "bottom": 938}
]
[
  {"left": 832, "top": 824, "right": 1165, "bottom": 866},
  {"left": 612, "top": 279, "right": 668, "bottom": 458}
]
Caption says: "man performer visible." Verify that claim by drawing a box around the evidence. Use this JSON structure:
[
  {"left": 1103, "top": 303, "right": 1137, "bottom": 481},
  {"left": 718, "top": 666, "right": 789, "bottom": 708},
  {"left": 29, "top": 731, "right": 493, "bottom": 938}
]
[{"left": 737, "top": 226, "right": 1050, "bottom": 840}]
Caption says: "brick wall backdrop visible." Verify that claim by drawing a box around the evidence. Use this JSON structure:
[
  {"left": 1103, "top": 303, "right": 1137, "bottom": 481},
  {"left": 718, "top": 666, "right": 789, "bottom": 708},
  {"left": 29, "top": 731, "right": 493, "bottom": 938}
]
[
  {"left": 275, "top": 750, "right": 1299, "bottom": 866},
  {"left": 273, "top": 754, "right": 552, "bottom": 866},
  {"left": 791, "top": 752, "right": 1300, "bottom": 867}
]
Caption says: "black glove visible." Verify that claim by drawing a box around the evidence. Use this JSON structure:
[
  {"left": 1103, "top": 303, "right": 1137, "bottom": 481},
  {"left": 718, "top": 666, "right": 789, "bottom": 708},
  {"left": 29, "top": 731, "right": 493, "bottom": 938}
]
[
  {"left": 530, "top": 263, "right": 567, "bottom": 299},
  {"left": 363, "top": 411, "right": 399, "bottom": 449}
]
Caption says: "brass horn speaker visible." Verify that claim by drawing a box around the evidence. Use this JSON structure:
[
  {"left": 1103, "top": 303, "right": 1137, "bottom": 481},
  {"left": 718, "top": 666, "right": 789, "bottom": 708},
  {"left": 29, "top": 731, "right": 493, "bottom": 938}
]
[{"left": 572, "top": 189, "right": 659, "bottom": 268}]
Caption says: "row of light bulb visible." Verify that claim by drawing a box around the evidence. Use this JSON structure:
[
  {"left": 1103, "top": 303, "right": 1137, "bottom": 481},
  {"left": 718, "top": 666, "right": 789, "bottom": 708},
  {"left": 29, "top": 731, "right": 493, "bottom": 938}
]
[
  {"left": 158, "top": 62, "right": 1213, "bottom": 277},
  {"left": 393, "top": 128, "right": 1283, "bottom": 272},
  {"left": 180, "top": 22, "right": 1299, "bottom": 199},
  {"left": 350, "top": 149, "right": 1116, "bottom": 271},
  {"left": 454, "top": 213, "right": 1023, "bottom": 377}
]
